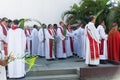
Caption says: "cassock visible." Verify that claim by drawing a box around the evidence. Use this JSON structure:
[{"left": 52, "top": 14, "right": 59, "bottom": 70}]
[
  {"left": 31, "top": 28, "right": 39, "bottom": 56},
  {"left": 108, "top": 28, "right": 120, "bottom": 62},
  {"left": 97, "top": 25, "right": 108, "bottom": 60},
  {"left": 0, "top": 52, "right": 7, "bottom": 80},
  {"left": 72, "top": 29, "right": 78, "bottom": 55},
  {"left": 38, "top": 28, "right": 46, "bottom": 57},
  {"left": 45, "top": 29, "right": 55, "bottom": 59},
  {"left": 78, "top": 27, "right": 86, "bottom": 59},
  {"left": 85, "top": 22, "right": 100, "bottom": 65},
  {"left": 24, "top": 28, "right": 32, "bottom": 55},
  {"left": 0, "top": 23, "right": 8, "bottom": 56},
  {"left": 56, "top": 26, "right": 66, "bottom": 58},
  {"left": 65, "top": 28, "right": 74, "bottom": 57},
  {"left": 7, "top": 25, "right": 26, "bottom": 78}
]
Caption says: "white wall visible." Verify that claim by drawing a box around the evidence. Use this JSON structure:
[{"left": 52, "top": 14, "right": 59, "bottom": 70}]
[{"left": 0, "top": 0, "right": 79, "bottom": 25}]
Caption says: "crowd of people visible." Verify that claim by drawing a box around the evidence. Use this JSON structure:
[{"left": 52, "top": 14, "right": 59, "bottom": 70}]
[{"left": 0, "top": 15, "right": 120, "bottom": 79}]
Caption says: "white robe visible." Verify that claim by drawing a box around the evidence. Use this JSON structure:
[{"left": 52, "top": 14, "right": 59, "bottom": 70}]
[
  {"left": 0, "top": 24, "right": 7, "bottom": 80},
  {"left": 72, "top": 29, "right": 78, "bottom": 54},
  {"left": 65, "top": 29, "right": 73, "bottom": 57},
  {"left": 31, "top": 28, "right": 39, "bottom": 56},
  {"left": 7, "top": 28, "right": 26, "bottom": 78},
  {"left": 45, "top": 29, "right": 55, "bottom": 59},
  {"left": 38, "top": 28, "right": 46, "bottom": 57},
  {"left": 97, "top": 25, "right": 108, "bottom": 60},
  {"left": 85, "top": 22, "right": 100, "bottom": 65},
  {"left": 72, "top": 27, "right": 82, "bottom": 56},
  {"left": 25, "top": 29, "right": 32, "bottom": 55},
  {"left": 0, "top": 51, "right": 7, "bottom": 80},
  {"left": 56, "top": 27, "right": 66, "bottom": 58},
  {"left": 0, "top": 24, "right": 7, "bottom": 56},
  {"left": 77, "top": 27, "right": 86, "bottom": 59}
]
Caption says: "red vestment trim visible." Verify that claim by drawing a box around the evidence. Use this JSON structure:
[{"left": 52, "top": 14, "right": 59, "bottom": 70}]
[
  {"left": 87, "top": 31, "right": 99, "bottom": 60},
  {"left": 49, "top": 39, "right": 53, "bottom": 58},
  {"left": 100, "top": 39, "right": 104, "bottom": 55},
  {"left": 66, "top": 28, "right": 74, "bottom": 52},
  {"left": 58, "top": 27, "right": 66, "bottom": 53},
  {"left": 48, "top": 29, "right": 53, "bottom": 58},
  {"left": 0, "top": 23, "right": 8, "bottom": 55},
  {"left": 0, "top": 23, "right": 7, "bottom": 36}
]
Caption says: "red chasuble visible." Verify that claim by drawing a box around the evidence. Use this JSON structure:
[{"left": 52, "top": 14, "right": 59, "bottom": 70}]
[
  {"left": 0, "top": 23, "right": 8, "bottom": 55},
  {"left": 108, "top": 28, "right": 120, "bottom": 62}
]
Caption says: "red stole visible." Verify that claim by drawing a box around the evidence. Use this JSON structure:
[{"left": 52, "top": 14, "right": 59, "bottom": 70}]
[
  {"left": 66, "top": 28, "right": 74, "bottom": 52},
  {"left": 24, "top": 29, "right": 31, "bottom": 37},
  {"left": 24, "top": 29, "right": 31, "bottom": 51},
  {"left": 58, "top": 27, "right": 66, "bottom": 53},
  {"left": 48, "top": 29, "right": 53, "bottom": 58},
  {"left": 0, "top": 23, "right": 7, "bottom": 36},
  {"left": 99, "top": 39, "right": 104, "bottom": 55},
  {"left": 87, "top": 31, "right": 99, "bottom": 60},
  {"left": 0, "top": 23, "right": 8, "bottom": 56}
]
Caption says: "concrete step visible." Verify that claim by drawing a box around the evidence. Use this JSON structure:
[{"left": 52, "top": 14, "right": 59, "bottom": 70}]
[
  {"left": 27, "top": 69, "right": 77, "bottom": 76},
  {"left": 23, "top": 74, "right": 79, "bottom": 80},
  {"left": 8, "top": 69, "right": 80, "bottom": 80},
  {"left": 8, "top": 74, "right": 79, "bottom": 80}
]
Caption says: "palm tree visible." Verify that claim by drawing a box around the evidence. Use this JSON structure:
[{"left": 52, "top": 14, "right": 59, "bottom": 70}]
[{"left": 62, "top": 0, "right": 120, "bottom": 32}]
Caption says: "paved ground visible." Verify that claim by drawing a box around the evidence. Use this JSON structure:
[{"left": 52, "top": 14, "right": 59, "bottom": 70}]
[
  {"left": 8, "top": 56, "right": 120, "bottom": 80},
  {"left": 30, "top": 56, "right": 113, "bottom": 71}
]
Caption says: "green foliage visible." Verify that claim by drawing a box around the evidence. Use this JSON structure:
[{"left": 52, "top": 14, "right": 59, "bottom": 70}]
[
  {"left": 19, "top": 18, "right": 31, "bottom": 29},
  {"left": 63, "top": 0, "right": 120, "bottom": 32},
  {"left": 19, "top": 18, "right": 42, "bottom": 29},
  {"left": 25, "top": 56, "right": 38, "bottom": 72}
]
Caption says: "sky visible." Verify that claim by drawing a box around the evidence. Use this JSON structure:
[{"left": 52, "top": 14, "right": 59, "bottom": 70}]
[{"left": 0, "top": 0, "right": 79, "bottom": 25}]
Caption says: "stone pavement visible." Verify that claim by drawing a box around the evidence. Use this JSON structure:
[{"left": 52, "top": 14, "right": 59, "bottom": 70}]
[
  {"left": 31, "top": 56, "right": 113, "bottom": 71},
  {"left": 8, "top": 56, "right": 119, "bottom": 80}
]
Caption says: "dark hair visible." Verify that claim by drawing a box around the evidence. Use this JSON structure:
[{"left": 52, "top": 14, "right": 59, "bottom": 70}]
[
  {"left": 8, "top": 19, "right": 12, "bottom": 23},
  {"left": 99, "top": 20, "right": 104, "bottom": 24},
  {"left": 89, "top": 15, "right": 95, "bottom": 22},
  {"left": 33, "top": 24, "right": 38, "bottom": 29},
  {"left": 13, "top": 19, "right": 19, "bottom": 25},
  {"left": 1, "top": 17, "right": 8, "bottom": 22},
  {"left": 59, "top": 21, "right": 63, "bottom": 25},
  {"left": 48, "top": 24, "right": 52, "bottom": 29},
  {"left": 53, "top": 24, "right": 58, "bottom": 29},
  {"left": 42, "top": 23, "right": 46, "bottom": 28}
]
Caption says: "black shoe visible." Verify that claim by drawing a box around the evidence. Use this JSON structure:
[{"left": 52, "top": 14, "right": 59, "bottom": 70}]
[
  {"left": 100, "top": 60, "right": 108, "bottom": 64},
  {"left": 88, "top": 64, "right": 98, "bottom": 67}
]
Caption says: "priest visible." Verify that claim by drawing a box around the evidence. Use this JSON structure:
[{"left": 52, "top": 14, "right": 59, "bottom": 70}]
[
  {"left": 56, "top": 21, "right": 66, "bottom": 59},
  {"left": 65, "top": 25, "right": 74, "bottom": 57},
  {"left": 85, "top": 16, "right": 100, "bottom": 66},
  {"left": 97, "top": 21, "right": 108, "bottom": 64},
  {"left": 108, "top": 22, "right": 120, "bottom": 62},
  {"left": 31, "top": 25, "right": 39, "bottom": 56},
  {"left": 7, "top": 19, "right": 26, "bottom": 78},
  {"left": 45, "top": 24, "right": 55, "bottom": 60},
  {"left": 38, "top": 24, "right": 47, "bottom": 57},
  {"left": 0, "top": 17, "right": 8, "bottom": 56}
]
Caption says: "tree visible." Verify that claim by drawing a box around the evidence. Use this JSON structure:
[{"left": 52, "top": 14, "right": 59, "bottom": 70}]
[{"left": 62, "top": 0, "right": 120, "bottom": 32}]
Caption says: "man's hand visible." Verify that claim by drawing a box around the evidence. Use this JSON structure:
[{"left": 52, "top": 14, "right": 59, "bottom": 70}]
[{"left": 0, "top": 60, "right": 8, "bottom": 66}]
